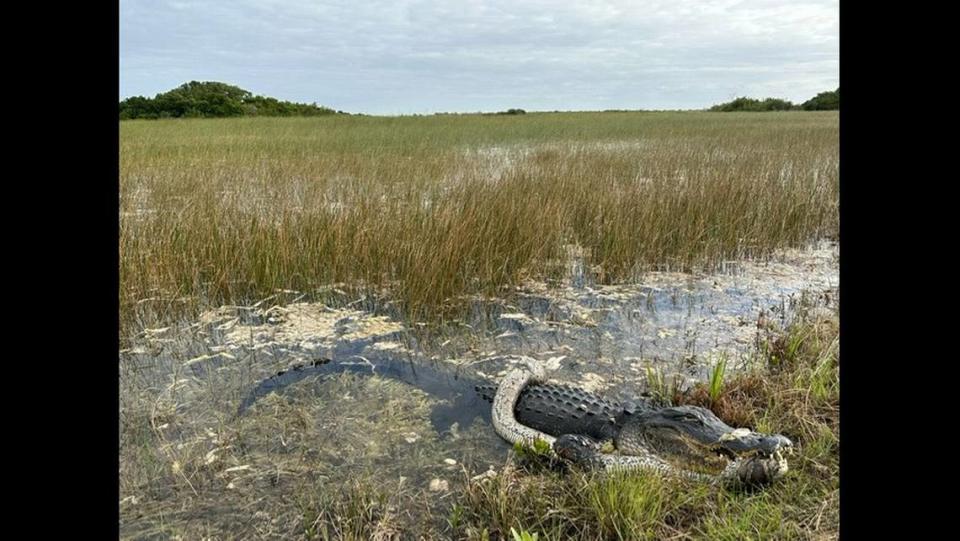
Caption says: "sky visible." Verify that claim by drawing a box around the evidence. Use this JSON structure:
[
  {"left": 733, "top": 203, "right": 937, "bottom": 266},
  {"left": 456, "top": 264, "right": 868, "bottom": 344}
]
[{"left": 119, "top": 0, "right": 838, "bottom": 115}]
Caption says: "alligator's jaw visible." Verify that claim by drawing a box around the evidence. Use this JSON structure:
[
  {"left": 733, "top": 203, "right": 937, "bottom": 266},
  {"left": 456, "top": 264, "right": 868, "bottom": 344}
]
[{"left": 613, "top": 405, "right": 793, "bottom": 481}]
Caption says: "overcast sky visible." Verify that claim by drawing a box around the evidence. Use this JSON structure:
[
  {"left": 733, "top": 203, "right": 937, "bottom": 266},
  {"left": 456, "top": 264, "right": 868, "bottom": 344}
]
[{"left": 120, "top": 0, "right": 838, "bottom": 114}]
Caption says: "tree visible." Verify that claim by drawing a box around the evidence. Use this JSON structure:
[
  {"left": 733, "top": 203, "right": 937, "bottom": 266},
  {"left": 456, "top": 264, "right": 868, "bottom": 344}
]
[
  {"left": 709, "top": 97, "right": 797, "bottom": 112},
  {"left": 119, "top": 96, "right": 158, "bottom": 119},
  {"left": 801, "top": 87, "right": 839, "bottom": 110},
  {"left": 709, "top": 88, "right": 839, "bottom": 112},
  {"left": 119, "top": 81, "right": 338, "bottom": 119}
]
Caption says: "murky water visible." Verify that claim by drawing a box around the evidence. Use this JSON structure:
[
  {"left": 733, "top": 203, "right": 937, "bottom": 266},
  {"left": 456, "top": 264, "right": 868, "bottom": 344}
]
[
  {"left": 119, "top": 240, "right": 837, "bottom": 536},
  {"left": 456, "top": 240, "right": 838, "bottom": 395}
]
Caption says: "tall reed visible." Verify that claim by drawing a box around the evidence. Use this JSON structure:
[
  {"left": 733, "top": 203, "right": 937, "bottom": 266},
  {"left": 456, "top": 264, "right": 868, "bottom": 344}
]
[{"left": 120, "top": 112, "right": 838, "bottom": 332}]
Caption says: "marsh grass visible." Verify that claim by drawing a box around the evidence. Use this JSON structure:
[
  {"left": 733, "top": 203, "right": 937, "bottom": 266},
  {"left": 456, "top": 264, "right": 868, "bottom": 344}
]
[
  {"left": 299, "top": 479, "right": 402, "bottom": 541},
  {"left": 455, "top": 310, "right": 839, "bottom": 540},
  {"left": 120, "top": 112, "right": 838, "bottom": 335},
  {"left": 120, "top": 112, "right": 839, "bottom": 539}
]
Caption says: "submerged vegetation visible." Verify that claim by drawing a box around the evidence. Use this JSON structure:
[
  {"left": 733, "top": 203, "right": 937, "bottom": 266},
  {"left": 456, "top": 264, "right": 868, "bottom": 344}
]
[
  {"left": 120, "top": 111, "right": 838, "bottom": 335},
  {"left": 119, "top": 307, "right": 839, "bottom": 539}
]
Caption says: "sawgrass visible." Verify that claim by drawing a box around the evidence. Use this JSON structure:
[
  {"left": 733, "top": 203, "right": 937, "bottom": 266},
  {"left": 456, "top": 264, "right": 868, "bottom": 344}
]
[{"left": 120, "top": 111, "right": 838, "bottom": 336}]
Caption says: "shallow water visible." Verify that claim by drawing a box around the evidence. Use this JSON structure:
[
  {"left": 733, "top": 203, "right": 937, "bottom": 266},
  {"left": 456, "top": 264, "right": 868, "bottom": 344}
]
[
  {"left": 119, "top": 240, "right": 837, "bottom": 536},
  {"left": 489, "top": 241, "right": 836, "bottom": 387}
]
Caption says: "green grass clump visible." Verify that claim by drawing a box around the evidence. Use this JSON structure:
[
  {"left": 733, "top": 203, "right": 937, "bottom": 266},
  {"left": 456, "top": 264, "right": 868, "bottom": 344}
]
[
  {"left": 708, "top": 356, "right": 727, "bottom": 404},
  {"left": 511, "top": 527, "right": 540, "bottom": 541}
]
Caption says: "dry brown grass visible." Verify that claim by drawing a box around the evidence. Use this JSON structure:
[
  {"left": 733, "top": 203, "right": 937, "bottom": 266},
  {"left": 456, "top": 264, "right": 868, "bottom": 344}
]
[{"left": 120, "top": 112, "right": 838, "bottom": 335}]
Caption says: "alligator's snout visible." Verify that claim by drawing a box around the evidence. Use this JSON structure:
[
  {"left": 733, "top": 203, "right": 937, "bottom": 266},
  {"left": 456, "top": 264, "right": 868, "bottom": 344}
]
[
  {"left": 718, "top": 431, "right": 792, "bottom": 457},
  {"left": 620, "top": 405, "right": 793, "bottom": 467}
]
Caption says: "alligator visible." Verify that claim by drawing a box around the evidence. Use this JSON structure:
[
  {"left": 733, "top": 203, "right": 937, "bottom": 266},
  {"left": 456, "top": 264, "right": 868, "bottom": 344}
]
[{"left": 237, "top": 356, "right": 791, "bottom": 487}]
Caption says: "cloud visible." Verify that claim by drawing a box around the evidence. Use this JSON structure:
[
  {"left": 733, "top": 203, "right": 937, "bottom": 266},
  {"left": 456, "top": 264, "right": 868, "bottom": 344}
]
[{"left": 120, "top": 0, "right": 838, "bottom": 113}]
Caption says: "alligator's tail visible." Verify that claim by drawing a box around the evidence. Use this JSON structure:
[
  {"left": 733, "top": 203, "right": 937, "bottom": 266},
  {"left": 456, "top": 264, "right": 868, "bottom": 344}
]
[
  {"left": 236, "top": 358, "right": 338, "bottom": 416},
  {"left": 237, "top": 356, "right": 494, "bottom": 435},
  {"left": 474, "top": 382, "right": 499, "bottom": 403}
]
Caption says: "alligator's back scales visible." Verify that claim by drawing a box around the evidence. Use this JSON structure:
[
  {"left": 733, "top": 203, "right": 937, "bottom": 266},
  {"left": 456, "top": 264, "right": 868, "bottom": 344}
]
[{"left": 477, "top": 381, "right": 635, "bottom": 441}]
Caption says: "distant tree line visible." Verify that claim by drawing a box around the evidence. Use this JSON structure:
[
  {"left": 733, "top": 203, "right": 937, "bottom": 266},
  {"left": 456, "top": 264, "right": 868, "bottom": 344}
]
[
  {"left": 431, "top": 109, "right": 528, "bottom": 116},
  {"left": 709, "top": 88, "right": 839, "bottom": 112},
  {"left": 119, "top": 81, "right": 342, "bottom": 119},
  {"left": 799, "top": 88, "right": 840, "bottom": 110}
]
